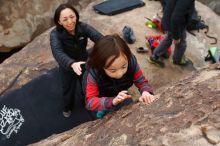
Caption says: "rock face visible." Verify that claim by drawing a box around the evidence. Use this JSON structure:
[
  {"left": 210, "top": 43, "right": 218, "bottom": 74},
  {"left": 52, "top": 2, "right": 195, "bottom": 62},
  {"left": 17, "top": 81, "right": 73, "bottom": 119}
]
[
  {"left": 30, "top": 63, "right": 220, "bottom": 146},
  {"left": 0, "top": 0, "right": 219, "bottom": 53},
  {"left": 197, "top": 0, "right": 220, "bottom": 15},
  {"left": 0, "top": 0, "right": 65, "bottom": 52},
  {"left": 0, "top": 0, "right": 94, "bottom": 52},
  {"left": 0, "top": 28, "right": 55, "bottom": 96}
]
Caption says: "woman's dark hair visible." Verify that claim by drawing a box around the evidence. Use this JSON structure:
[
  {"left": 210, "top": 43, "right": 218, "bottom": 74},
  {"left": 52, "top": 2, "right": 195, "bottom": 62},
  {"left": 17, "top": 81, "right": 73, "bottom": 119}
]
[
  {"left": 88, "top": 34, "right": 132, "bottom": 72},
  {"left": 53, "top": 3, "right": 79, "bottom": 31}
]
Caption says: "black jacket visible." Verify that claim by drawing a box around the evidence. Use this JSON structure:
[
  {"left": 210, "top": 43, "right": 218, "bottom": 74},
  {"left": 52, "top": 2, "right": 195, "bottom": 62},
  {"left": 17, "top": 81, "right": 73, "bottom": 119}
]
[
  {"left": 162, "top": 0, "right": 195, "bottom": 40},
  {"left": 50, "top": 22, "right": 103, "bottom": 71}
]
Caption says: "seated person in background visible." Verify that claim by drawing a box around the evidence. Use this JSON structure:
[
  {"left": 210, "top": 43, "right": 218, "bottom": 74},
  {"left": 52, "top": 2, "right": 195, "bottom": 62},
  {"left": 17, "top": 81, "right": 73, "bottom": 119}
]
[{"left": 83, "top": 34, "right": 156, "bottom": 118}]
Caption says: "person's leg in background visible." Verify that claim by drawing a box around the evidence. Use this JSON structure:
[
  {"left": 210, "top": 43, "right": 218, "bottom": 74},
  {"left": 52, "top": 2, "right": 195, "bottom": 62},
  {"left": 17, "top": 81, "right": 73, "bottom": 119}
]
[
  {"left": 172, "top": 30, "right": 188, "bottom": 66},
  {"left": 148, "top": 32, "right": 173, "bottom": 67}
]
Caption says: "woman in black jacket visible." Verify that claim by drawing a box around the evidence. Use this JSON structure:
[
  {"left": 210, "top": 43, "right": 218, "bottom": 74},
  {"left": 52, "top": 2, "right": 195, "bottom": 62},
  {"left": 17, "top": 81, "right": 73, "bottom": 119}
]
[{"left": 50, "top": 3, "right": 103, "bottom": 117}]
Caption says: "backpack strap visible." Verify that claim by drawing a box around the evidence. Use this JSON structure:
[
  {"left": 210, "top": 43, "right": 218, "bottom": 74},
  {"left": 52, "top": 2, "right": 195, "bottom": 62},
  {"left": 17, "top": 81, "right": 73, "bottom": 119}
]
[{"left": 204, "top": 26, "right": 218, "bottom": 45}]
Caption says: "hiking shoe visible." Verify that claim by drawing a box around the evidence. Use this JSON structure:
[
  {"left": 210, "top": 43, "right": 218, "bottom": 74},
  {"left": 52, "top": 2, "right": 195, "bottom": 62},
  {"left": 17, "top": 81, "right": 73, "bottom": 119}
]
[
  {"left": 161, "top": 52, "right": 170, "bottom": 59},
  {"left": 137, "top": 47, "right": 148, "bottom": 53},
  {"left": 62, "top": 109, "right": 71, "bottom": 118},
  {"left": 122, "top": 26, "right": 136, "bottom": 44},
  {"left": 147, "top": 56, "right": 165, "bottom": 68},
  {"left": 173, "top": 57, "right": 189, "bottom": 66}
]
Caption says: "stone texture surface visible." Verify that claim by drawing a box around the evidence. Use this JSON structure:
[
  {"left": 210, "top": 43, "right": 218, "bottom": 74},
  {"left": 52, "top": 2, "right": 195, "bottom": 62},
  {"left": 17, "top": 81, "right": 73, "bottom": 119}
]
[
  {"left": 30, "top": 63, "right": 220, "bottom": 146},
  {"left": 0, "top": 0, "right": 94, "bottom": 52},
  {"left": 0, "top": 28, "right": 55, "bottom": 96},
  {"left": 197, "top": 0, "right": 220, "bottom": 15},
  {"left": 0, "top": 0, "right": 219, "bottom": 52}
]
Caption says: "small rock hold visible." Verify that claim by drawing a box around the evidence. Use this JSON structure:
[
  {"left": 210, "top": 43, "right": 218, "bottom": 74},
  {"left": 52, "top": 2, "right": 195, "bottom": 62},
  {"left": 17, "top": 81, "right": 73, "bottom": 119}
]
[
  {"left": 202, "top": 126, "right": 220, "bottom": 144},
  {"left": 160, "top": 127, "right": 168, "bottom": 133},
  {"left": 4, "top": 29, "right": 10, "bottom": 35},
  {"left": 121, "top": 110, "right": 132, "bottom": 118}
]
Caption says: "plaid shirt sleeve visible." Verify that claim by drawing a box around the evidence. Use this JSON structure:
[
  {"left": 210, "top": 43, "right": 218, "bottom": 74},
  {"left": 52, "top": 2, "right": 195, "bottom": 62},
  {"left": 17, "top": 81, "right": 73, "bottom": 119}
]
[
  {"left": 133, "top": 63, "right": 154, "bottom": 94},
  {"left": 85, "top": 73, "right": 114, "bottom": 111}
]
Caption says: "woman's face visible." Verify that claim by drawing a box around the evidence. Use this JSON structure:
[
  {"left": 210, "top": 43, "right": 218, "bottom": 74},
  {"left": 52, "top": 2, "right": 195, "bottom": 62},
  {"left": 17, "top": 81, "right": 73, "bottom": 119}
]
[
  {"left": 58, "top": 8, "right": 77, "bottom": 33},
  {"left": 104, "top": 53, "right": 128, "bottom": 79}
]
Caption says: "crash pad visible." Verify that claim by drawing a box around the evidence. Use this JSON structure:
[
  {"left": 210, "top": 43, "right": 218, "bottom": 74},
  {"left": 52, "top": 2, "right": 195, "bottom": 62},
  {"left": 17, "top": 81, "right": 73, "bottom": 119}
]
[
  {"left": 0, "top": 68, "right": 96, "bottom": 146},
  {"left": 93, "top": 0, "right": 145, "bottom": 15}
]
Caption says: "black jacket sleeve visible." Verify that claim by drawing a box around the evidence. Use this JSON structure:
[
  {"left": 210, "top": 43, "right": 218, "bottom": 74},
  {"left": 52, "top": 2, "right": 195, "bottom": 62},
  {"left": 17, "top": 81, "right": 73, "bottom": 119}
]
[
  {"left": 50, "top": 28, "right": 75, "bottom": 70},
  {"left": 170, "top": 0, "right": 194, "bottom": 40},
  {"left": 80, "top": 22, "right": 103, "bottom": 42}
]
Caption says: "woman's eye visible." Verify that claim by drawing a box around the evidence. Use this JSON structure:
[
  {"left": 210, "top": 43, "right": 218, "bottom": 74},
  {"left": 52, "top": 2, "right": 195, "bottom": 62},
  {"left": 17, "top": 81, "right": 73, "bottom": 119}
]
[
  {"left": 109, "top": 70, "right": 116, "bottom": 73},
  {"left": 122, "top": 65, "right": 128, "bottom": 69},
  {"left": 70, "top": 16, "right": 75, "bottom": 19}
]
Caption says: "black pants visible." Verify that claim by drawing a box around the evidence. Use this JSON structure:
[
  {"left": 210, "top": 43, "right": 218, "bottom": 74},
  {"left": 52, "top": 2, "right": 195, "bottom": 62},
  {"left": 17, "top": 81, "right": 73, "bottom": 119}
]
[
  {"left": 59, "top": 67, "right": 84, "bottom": 111},
  {"left": 153, "top": 30, "right": 187, "bottom": 62}
]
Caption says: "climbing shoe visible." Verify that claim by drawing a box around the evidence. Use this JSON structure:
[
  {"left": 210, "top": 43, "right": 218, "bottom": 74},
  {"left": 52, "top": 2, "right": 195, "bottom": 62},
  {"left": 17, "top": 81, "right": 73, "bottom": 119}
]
[
  {"left": 62, "top": 107, "right": 72, "bottom": 118},
  {"left": 173, "top": 57, "right": 189, "bottom": 66},
  {"left": 161, "top": 51, "right": 170, "bottom": 59},
  {"left": 147, "top": 55, "right": 165, "bottom": 68},
  {"left": 122, "top": 25, "right": 136, "bottom": 44}
]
